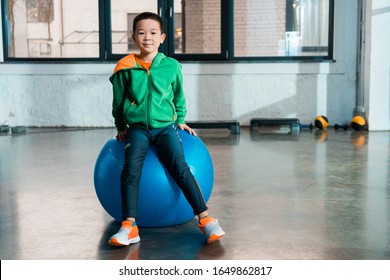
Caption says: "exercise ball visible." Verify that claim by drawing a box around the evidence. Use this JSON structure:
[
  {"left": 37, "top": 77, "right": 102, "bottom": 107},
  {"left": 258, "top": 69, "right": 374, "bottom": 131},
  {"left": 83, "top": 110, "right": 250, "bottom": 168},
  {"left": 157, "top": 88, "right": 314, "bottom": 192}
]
[
  {"left": 315, "top": 115, "right": 329, "bottom": 129},
  {"left": 351, "top": 116, "right": 366, "bottom": 131},
  {"left": 94, "top": 129, "right": 214, "bottom": 227}
]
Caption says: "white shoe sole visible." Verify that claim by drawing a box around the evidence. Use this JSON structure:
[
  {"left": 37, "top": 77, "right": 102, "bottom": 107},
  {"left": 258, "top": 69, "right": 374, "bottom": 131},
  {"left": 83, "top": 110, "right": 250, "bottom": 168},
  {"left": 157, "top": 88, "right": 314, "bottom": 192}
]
[{"left": 108, "top": 236, "right": 141, "bottom": 246}]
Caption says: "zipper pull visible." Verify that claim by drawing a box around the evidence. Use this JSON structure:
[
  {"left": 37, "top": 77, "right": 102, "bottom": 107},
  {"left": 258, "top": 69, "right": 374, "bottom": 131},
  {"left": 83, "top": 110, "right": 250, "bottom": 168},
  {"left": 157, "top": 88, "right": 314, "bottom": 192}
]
[{"left": 147, "top": 69, "right": 150, "bottom": 76}]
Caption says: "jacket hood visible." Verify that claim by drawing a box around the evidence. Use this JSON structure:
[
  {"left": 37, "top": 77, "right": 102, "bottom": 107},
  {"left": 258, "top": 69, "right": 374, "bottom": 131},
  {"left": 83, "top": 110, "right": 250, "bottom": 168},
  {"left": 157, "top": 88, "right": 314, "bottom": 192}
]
[{"left": 112, "top": 52, "right": 166, "bottom": 75}]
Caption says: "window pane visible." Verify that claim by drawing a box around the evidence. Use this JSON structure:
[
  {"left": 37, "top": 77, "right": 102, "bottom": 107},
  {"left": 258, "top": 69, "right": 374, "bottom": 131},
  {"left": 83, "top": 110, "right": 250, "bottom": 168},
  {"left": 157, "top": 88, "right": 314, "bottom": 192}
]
[
  {"left": 234, "top": 0, "right": 330, "bottom": 57},
  {"left": 6, "top": 0, "right": 99, "bottom": 58},
  {"left": 110, "top": 0, "right": 158, "bottom": 54},
  {"left": 174, "top": 0, "right": 221, "bottom": 54}
]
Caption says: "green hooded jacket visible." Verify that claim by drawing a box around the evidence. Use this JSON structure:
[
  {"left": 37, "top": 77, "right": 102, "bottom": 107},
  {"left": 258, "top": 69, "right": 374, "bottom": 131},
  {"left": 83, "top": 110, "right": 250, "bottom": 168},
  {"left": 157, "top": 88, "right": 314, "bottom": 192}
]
[{"left": 109, "top": 52, "right": 187, "bottom": 132}]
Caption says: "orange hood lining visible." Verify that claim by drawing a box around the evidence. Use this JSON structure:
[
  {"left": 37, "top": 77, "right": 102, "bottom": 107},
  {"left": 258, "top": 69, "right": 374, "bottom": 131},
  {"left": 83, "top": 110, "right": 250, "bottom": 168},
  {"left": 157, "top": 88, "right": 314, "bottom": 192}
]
[{"left": 113, "top": 53, "right": 137, "bottom": 74}]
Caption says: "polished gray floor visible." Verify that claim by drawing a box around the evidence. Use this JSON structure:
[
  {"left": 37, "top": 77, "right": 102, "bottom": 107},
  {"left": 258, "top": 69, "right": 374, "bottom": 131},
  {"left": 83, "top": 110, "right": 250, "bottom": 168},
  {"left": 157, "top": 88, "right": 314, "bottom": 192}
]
[{"left": 0, "top": 126, "right": 389, "bottom": 260}]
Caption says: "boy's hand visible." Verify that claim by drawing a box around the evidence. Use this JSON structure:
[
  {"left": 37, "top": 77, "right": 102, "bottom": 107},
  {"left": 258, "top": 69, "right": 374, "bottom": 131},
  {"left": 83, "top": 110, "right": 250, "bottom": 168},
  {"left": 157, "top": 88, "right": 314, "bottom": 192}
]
[
  {"left": 116, "top": 130, "right": 127, "bottom": 141},
  {"left": 178, "top": 124, "right": 197, "bottom": 136}
]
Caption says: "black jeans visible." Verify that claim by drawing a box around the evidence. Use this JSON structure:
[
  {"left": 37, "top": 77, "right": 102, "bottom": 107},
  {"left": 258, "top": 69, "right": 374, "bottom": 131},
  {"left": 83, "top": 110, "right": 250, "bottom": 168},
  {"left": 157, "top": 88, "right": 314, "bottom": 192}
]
[{"left": 121, "top": 123, "right": 208, "bottom": 219}]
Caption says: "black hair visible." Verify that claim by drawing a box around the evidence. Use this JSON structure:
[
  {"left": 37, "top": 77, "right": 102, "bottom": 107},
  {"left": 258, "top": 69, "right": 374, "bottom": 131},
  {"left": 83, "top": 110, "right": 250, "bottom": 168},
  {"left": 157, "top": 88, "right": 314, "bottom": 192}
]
[{"left": 133, "top": 12, "right": 164, "bottom": 34}]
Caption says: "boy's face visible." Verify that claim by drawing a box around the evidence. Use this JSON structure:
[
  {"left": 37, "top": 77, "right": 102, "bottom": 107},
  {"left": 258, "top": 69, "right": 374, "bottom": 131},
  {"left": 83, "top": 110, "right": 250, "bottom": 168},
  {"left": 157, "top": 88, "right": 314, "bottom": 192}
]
[{"left": 132, "top": 19, "right": 166, "bottom": 56}]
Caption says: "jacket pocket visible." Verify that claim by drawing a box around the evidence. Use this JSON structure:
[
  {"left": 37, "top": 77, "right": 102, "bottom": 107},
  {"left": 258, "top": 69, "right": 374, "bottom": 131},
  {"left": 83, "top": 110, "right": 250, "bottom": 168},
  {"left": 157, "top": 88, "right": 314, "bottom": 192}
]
[{"left": 166, "top": 100, "right": 177, "bottom": 121}]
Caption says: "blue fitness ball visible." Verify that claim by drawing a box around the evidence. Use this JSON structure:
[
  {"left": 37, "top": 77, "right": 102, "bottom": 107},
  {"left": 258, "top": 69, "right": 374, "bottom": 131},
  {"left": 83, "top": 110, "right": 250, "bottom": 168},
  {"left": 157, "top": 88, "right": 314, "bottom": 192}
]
[{"left": 94, "top": 130, "right": 214, "bottom": 227}]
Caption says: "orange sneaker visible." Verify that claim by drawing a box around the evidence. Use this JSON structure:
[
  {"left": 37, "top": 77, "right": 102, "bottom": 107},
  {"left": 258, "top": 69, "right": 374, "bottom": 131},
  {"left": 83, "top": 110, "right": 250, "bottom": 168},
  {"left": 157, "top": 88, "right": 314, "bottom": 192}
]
[
  {"left": 108, "top": 221, "right": 140, "bottom": 246},
  {"left": 199, "top": 216, "right": 225, "bottom": 244}
]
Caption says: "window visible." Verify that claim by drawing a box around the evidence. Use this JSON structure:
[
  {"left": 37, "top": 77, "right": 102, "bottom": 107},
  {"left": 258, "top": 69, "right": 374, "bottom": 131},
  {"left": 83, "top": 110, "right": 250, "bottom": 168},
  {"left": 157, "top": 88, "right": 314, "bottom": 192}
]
[
  {"left": 4, "top": 0, "right": 99, "bottom": 58},
  {"left": 173, "top": 0, "right": 221, "bottom": 54},
  {"left": 1, "top": 0, "right": 334, "bottom": 61},
  {"left": 27, "top": 0, "right": 54, "bottom": 23},
  {"left": 234, "top": 0, "right": 331, "bottom": 58},
  {"left": 110, "top": 1, "right": 158, "bottom": 55},
  {"left": 107, "top": 0, "right": 225, "bottom": 61}
]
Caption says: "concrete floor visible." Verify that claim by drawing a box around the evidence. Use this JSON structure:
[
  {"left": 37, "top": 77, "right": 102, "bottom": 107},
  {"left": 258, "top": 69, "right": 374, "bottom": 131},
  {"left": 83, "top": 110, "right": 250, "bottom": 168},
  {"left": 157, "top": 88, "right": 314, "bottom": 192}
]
[{"left": 0, "top": 126, "right": 389, "bottom": 260}]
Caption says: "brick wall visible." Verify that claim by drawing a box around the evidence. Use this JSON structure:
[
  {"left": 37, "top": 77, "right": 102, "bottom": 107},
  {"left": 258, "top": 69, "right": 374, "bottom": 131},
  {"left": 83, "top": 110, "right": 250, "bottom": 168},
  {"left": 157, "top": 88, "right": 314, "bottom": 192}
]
[
  {"left": 184, "top": 0, "right": 285, "bottom": 56},
  {"left": 184, "top": 0, "right": 221, "bottom": 54},
  {"left": 234, "top": 0, "right": 286, "bottom": 56}
]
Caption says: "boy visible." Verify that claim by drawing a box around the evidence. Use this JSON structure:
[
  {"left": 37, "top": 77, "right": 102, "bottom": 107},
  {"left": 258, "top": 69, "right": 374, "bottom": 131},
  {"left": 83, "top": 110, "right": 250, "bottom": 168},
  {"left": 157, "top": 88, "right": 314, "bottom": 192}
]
[{"left": 108, "top": 12, "right": 225, "bottom": 246}]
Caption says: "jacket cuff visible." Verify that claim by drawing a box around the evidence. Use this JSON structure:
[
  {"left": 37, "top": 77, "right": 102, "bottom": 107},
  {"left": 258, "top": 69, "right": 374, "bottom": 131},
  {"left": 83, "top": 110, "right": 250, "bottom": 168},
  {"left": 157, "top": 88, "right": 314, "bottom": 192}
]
[{"left": 176, "top": 117, "right": 185, "bottom": 125}]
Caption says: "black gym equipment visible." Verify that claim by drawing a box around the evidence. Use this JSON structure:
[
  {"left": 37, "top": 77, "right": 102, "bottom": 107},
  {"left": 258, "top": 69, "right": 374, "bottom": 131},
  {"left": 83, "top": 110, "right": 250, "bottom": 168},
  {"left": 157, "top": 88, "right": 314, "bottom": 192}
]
[
  {"left": 185, "top": 120, "right": 240, "bottom": 134},
  {"left": 334, "top": 124, "right": 348, "bottom": 130}
]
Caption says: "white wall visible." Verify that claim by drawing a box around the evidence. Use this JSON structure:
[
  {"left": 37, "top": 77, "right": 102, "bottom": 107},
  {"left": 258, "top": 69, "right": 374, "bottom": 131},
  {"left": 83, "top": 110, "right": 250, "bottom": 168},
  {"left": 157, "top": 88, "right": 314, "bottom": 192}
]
[
  {"left": 1, "top": 0, "right": 384, "bottom": 130},
  {"left": 365, "top": 0, "right": 390, "bottom": 131},
  {"left": 0, "top": 1, "right": 3, "bottom": 63}
]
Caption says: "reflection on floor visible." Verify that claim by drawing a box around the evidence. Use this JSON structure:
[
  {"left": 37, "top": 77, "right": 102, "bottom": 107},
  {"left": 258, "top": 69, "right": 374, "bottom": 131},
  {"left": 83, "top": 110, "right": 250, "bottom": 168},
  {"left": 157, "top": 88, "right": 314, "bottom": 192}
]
[{"left": 0, "top": 127, "right": 389, "bottom": 260}]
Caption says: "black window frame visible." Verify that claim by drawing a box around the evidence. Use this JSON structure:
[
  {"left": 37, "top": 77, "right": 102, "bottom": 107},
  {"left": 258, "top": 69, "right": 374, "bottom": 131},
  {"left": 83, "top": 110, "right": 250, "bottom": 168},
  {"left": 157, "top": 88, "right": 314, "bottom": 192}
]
[{"left": 1, "top": 0, "right": 334, "bottom": 63}]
